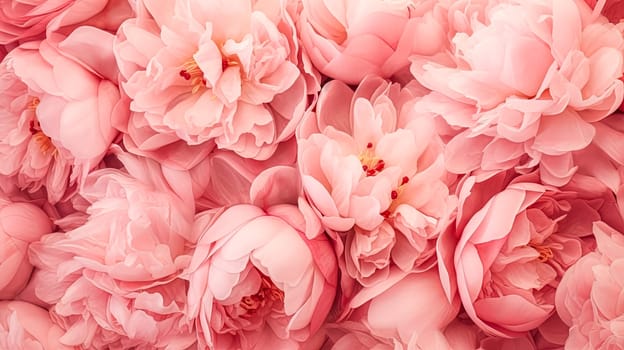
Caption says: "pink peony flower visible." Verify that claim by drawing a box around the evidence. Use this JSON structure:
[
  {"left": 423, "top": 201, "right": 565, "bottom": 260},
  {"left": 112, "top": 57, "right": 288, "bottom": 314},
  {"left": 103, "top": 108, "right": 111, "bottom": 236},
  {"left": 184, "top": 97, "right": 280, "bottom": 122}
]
[
  {"left": 411, "top": 0, "right": 624, "bottom": 186},
  {"left": 0, "top": 27, "right": 126, "bottom": 203},
  {"left": 114, "top": 0, "right": 316, "bottom": 165},
  {"left": 185, "top": 204, "right": 337, "bottom": 349},
  {"left": 298, "top": 0, "right": 446, "bottom": 84},
  {"left": 0, "top": 0, "right": 130, "bottom": 45},
  {"left": 555, "top": 221, "right": 624, "bottom": 349},
  {"left": 297, "top": 75, "right": 456, "bottom": 288},
  {"left": 0, "top": 301, "right": 72, "bottom": 350},
  {"left": 28, "top": 152, "right": 196, "bottom": 349},
  {"left": 0, "top": 197, "right": 52, "bottom": 299},
  {"left": 441, "top": 171, "right": 624, "bottom": 337},
  {"left": 327, "top": 269, "right": 459, "bottom": 349}
]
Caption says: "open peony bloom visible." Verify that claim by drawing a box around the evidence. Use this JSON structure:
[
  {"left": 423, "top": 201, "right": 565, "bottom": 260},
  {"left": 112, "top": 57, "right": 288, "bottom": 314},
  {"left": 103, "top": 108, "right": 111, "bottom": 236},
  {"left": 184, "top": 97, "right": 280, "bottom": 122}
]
[
  {"left": 0, "top": 198, "right": 52, "bottom": 299},
  {"left": 442, "top": 172, "right": 624, "bottom": 338},
  {"left": 114, "top": 0, "right": 316, "bottom": 165},
  {"left": 0, "top": 301, "right": 72, "bottom": 350},
  {"left": 298, "top": 0, "right": 446, "bottom": 84},
  {"left": 411, "top": 0, "right": 624, "bottom": 186},
  {"left": 297, "top": 75, "right": 456, "bottom": 288},
  {"left": 28, "top": 152, "right": 196, "bottom": 349},
  {"left": 0, "top": 27, "right": 125, "bottom": 203},
  {"left": 555, "top": 221, "right": 624, "bottom": 349},
  {"left": 186, "top": 204, "right": 337, "bottom": 349}
]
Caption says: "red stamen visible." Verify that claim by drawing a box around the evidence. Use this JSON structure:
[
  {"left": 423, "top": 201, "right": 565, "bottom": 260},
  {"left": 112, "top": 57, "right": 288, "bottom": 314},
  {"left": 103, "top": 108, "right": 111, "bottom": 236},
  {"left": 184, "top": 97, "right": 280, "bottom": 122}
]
[
  {"left": 362, "top": 165, "right": 368, "bottom": 171},
  {"left": 401, "top": 176, "right": 409, "bottom": 185},
  {"left": 366, "top": 169, "right": 376, "bottom": 177},
  {"left": 222, "top": 59, "right": 229, "bottom": 71},
  {"left": 366, "top": 142, "right": 373, "bottom": 149},
  {"left": 381, "top": 210, "right": 391, "bottom": 218},
  {"left": 375, "top": 160, "right": 385, "bottom": 172},
  {"left": 391, "top": 190, "right": 398, "bottom": 200}
]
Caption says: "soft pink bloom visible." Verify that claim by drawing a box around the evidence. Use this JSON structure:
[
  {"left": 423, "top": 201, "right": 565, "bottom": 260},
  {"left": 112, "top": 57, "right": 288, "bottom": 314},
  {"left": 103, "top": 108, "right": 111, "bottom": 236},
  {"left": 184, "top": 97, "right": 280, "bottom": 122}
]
[
  {"left": 440, "top": 171, "right": 623, "bottom": 337},
  {"left": 297, "top": 76, "right": 456, "bottom": 288},
  {"left": 0, "top": 198, "right": 52, "bottom": 299},
  {"left": 586, "top": 0, "right": 624, "bottom": 23},
  {"left": 327, "top": 269, "right": 459, "bottom": 349},
  {"left": 0, "top": 301, "right": 72, "bottom": 350},
  {"left": 185, "top": 204, "right": 337, "bottom": 349},
  {"left": 298, "top": 0, "right": 446, "bottom": 84},
  {"left": 114, "top": 0, "right": 316, "bottom": 166},
  {"left": 555, "top": 221, "right": 624, "bottom": 349},
  {"left": 28, "top": 153, "right": 196, "bottom": 349},
  {"left": 0, "top": 27, "right": 126, "bottom": 203},
  {"left": 411, "top": 0, "right": 624, "bottom": 186},
  {"left": 0, "top": 0, "right": 130, "bottom": 45}
]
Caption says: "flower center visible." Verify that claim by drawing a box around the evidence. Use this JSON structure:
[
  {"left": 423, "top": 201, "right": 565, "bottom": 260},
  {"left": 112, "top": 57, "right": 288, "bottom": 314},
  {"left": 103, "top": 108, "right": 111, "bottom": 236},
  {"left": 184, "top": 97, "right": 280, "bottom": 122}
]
[
  {"left": 359, "top": 142, "right": 385, "bottom": 177},
  {"left": 27, "top": 98, "right": 56, "bottom": 156},
  {"left": 381, "top": 176, "right": 410, "bottom": 218},
  {"left": 239, "top": 275, "right": 284, "bottom": 316},
  {"left": 530, "top": 242, "right": 554, "bottom": 262},
  {"left": 179, "top": 59, "right": 207, "bottom": 94}
]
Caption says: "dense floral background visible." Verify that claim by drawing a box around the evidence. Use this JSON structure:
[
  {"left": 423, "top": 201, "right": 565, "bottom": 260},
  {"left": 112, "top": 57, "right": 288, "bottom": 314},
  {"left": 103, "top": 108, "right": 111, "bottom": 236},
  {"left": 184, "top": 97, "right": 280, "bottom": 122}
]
[{"left": 1, "top": 0, "right": 624, "bottom": 349}]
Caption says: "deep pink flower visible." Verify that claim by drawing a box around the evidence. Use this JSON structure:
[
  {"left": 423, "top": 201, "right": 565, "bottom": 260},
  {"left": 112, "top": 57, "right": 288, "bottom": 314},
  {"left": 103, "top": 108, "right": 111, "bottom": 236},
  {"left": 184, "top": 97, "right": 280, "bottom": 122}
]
[
  {"left": 0, "top": 301, "right": 72, "bottom": 350},
  {"left": 114, "top": 0, "right": 317, "bottom": 166},
  {"left": 0, "top": 27, "right": 126, "bottom": 203},
  {"left": 411, "top": 0, "right": 624, "bottom": 186},
  {"left": 0, "top": 198, "right": 52, "bottom": 299},
  {"left": 440, "top": 171, "right": 623, "bottom": 337},
  {"left": 28, "top": 152, "right": 196, "bottom": 349},
  {"left": 585, "top": 0, "right": 624, "bottom": 23},
  {"left": 185, "top": 204, "right": 337, "bottom": 349},
  {"left": 297, "top": 76, "right": 456, "bottom": 288},
  {"left": 555, "top": 221, "right": 624, "bottom": 349}
]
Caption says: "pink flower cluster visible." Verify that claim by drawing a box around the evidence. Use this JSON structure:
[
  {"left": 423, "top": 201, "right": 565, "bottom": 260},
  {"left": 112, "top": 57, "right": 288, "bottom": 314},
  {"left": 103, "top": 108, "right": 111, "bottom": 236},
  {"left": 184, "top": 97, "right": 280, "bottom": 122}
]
[{"left": 2, "top": 0, "right": 624, "bottom": 349}]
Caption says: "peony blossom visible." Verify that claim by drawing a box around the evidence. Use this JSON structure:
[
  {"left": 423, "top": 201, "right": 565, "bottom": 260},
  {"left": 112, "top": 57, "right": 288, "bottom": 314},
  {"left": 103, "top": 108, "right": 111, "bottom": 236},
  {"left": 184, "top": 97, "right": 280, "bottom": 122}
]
[
  {"left": 28, "top": 151, "right": 196, "bottom": 349},
  {"left": 297, "top": 75, "right": 456, "bottom": 288},
  {"left": 114, "top": 0, "right": 317, "bottom": 166},
  {"left": 440, "top": 171, "right": 624, "bottom": 338},
  {"left": 555, "top": 221, "right": 624, "bottom": 349},
  {"left": 411, "top": 0, "right": 624, "bottom": 186},
  {"left": 0, "top": 27, "right": 126, "bottom": 203},
  {"left": 0, "top": 198, "right": 52, "bottom": 299},
  {"left": 298, "top": 0, "right": 446, "bottom": 84},
  {"left": 0, "top": 0, "right": 132, "bottom": 45},
  {"left": 0, "top": 301, "right": 72, "bottom": 350},
  {"left": 185, "top": 204, "right": 337, "bottom": 349},
  {"left": 327, "top": 269, "right": 459, "bottom": 349}
]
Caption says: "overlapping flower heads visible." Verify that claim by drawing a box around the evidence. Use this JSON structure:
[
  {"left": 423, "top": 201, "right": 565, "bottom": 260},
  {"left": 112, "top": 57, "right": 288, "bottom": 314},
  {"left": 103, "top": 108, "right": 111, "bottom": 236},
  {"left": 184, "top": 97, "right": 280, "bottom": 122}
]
[{"left": 1, "top": 0, "right": 624, "bottom": 349}]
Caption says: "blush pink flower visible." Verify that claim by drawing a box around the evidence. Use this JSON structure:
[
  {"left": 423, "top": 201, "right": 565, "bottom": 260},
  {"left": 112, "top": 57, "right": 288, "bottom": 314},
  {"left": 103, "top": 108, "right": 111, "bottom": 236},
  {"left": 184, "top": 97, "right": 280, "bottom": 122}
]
[
  {"left": 297, "top": 76, "right": 456, "bottom": 288},
  {"left": 443, "top": 171, "right": 623, "bottom": 337},
  {"left": 185, "top": 204, "right": 337, "bottom": 349},
  {"left": 28, "top": 154, "right": 196, "bottom": 349},
  {"left": 555, "top": 221, "right": 624, "bottom": 349},
  {"left": 411, "top": 0, "right": 624, "bottom": 186},
  {"left": 0, "top": 301, "right": 72, "bottom": 350},
  {"left": 0, "top": 198, "right": 52, "bottom": 299},
  {"left": 0, "top": 27, "right": 126, "bottom": 203},
  {"left": 0, "top": 0, "right": 130, "bottom": 45},
  {"left": 328, "top": 269, "right": 459, "bottom": 349},
  {"left": 298, "top": 0, "right": 447, "bottom": 84},
  {"left": 114, "top": 0, "right": 316, "bottom": 165}
]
